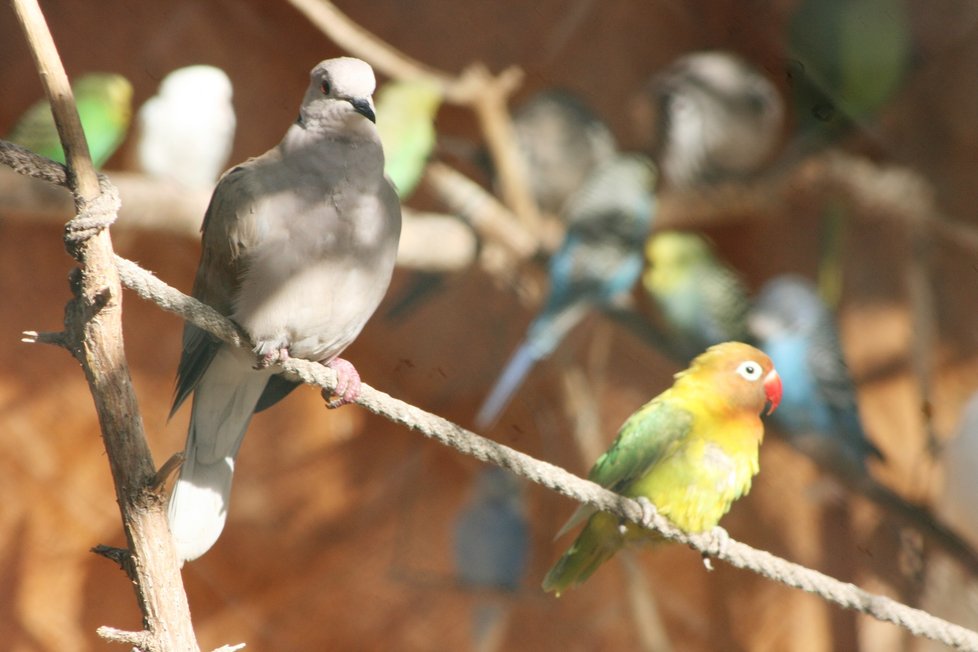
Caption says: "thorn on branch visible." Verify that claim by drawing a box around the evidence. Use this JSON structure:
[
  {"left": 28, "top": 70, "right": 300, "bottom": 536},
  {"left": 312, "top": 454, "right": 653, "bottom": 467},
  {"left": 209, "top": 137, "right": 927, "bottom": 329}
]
[
  {"left": 149, "top": 452, "right": 185, "bottom": 495},
  {"left": 21, "top": 329, "right": 68, "bottom": 348},
  {"left": 91, "top": 544, "right": 134, "bottom": 574},
  {"left": 96, "top": 625, "right": 154, "bottom": 651}
]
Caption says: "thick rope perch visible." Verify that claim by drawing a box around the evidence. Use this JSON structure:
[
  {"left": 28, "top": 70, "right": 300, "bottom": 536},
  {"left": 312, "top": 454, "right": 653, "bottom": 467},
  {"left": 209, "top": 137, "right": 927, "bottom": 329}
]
[{"left": 112, "top": 253, "right": 978, "bottom": 651}]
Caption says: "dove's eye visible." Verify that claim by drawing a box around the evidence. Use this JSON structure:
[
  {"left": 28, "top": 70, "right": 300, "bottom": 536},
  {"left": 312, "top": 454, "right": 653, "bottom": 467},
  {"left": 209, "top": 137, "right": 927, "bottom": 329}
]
[
  {"left": 321, "top": 79, "right": 332, "bottom": 95},
  {"left": 736, "top": 360, "right": 763, "bottom": 381}
]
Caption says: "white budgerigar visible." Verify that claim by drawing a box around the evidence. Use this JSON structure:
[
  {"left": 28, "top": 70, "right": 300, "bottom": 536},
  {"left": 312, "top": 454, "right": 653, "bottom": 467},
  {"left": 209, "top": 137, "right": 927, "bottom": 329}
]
[{"left": 137, "top": 65, "right": 236, "bottom": 188}]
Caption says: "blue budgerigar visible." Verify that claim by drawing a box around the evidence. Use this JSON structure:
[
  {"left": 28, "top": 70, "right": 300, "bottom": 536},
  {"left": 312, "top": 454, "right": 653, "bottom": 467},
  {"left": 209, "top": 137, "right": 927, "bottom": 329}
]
[
  {"left": 747, "top": 274, "right": 882, "bottom": 470},
  {"left": 454, "top": 467, "right": 529, "bottom": 590},
  {"left": 642, "top": 51, "right": 783, "bottom": 188},
  {"left": 643, "top": 230, "right": 751, "bottom": 360},
  {"left": 747, "top": 275, "right": 978, "bottom": 572},
  {"left": 475, "top": 154, "right": 657, "bottom": 428}
]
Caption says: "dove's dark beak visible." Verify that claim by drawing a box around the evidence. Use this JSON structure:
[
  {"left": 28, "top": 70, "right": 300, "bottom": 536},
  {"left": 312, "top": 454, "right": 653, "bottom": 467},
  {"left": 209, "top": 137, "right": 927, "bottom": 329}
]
[{"left": 350, "top": 98, "right": 376, "bottom": 123}]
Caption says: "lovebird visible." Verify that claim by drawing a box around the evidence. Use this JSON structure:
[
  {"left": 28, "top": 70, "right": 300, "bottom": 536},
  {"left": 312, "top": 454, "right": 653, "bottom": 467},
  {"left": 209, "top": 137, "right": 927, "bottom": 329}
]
[
  {"left": 747, "top": 275, "right": 883, "bottom": 471},
  {"left": 137, "top": 65, "right": 236, "bottom": 188},
  {"left": 542, "top": 341, "right": 782, "bottom": 595},
  {"left": 168, "top": 58, "right": 401, "bottom": 563},
  {"left": 7, "top": 72, "right": 133, "bottom": 169},
  {"left": 641, "top": 51, "right": 783, "bottom": 188},
  {"left": 475, "top": 154, "right": 657, "bottom": 428},
  {"left": 510, "top": 88, "right": 617, "bottom": 215},
  {"left": 375, "top": 78, "right": 442, "bottom": 199},
  {"left": 454, "top": 467, "right": 529, "bottom": 590},
  {"left": 643, "top": 230, "right": 751, "bottom": 359}
]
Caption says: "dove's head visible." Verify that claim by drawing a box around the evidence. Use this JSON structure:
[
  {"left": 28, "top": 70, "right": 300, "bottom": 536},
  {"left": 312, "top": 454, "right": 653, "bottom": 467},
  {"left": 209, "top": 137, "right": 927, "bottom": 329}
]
[{"left": 301, "top": 57, "right": 378, "bottom": 128}]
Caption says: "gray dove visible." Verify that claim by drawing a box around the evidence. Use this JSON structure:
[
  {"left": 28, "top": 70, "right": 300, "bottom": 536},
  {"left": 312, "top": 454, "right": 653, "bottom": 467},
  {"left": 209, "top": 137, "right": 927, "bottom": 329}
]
[{"left": 168, "top": 57, "right": 401, "bottom": 563}]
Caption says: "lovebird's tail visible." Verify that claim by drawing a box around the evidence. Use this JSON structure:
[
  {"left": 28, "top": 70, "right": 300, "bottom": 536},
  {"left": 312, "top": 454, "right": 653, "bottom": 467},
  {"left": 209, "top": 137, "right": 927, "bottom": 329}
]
[{"left": 541, "top": 516, "right": 623, "bottom": 596}]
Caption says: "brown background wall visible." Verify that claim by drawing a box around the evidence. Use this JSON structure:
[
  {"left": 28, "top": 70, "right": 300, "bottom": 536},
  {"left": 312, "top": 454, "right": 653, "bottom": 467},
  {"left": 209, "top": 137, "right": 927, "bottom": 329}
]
[{"left": 2, "top": 1, "right": 978, "bottom": 650}]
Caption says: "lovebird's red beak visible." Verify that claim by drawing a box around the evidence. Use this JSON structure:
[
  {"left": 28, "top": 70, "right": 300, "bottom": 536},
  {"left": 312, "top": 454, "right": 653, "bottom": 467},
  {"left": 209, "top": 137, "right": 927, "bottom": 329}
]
[{"left": 763, "top": 369, "right": 782, "bottom": 415}]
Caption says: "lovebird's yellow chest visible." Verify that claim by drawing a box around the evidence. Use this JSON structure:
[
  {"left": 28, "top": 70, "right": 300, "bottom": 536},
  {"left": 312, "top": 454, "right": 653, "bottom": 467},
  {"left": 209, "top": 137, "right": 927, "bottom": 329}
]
[{"left": 627, "top": 414, "right": 761, "bottom": 533}]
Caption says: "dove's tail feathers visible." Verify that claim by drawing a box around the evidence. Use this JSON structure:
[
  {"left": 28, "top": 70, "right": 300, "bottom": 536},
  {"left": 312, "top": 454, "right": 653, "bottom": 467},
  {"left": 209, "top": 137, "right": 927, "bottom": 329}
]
[
  {"left": 168, "top": 348, "right": 270, "bottom": 563},
  {"left": 168, "top": 454, "right": 235, "bottom": 564}
]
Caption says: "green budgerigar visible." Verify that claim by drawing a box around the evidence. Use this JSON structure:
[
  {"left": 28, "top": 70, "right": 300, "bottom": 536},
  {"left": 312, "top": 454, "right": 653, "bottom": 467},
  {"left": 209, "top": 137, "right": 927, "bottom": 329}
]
[
  {"left": 7, "top": 72, "right": 133, "bottom": 169},
  {"left": 542, "top": 341, "right": 782, "bottom": 595},
  {"left": 374, "top": 78, "right": 442, "bottom": 199}
]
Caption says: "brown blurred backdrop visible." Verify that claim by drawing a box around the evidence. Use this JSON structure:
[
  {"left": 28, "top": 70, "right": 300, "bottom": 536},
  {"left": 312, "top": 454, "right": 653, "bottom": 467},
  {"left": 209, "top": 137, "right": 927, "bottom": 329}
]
[{"left": 2, "top": 1, "right": 978, "bottom": 650}]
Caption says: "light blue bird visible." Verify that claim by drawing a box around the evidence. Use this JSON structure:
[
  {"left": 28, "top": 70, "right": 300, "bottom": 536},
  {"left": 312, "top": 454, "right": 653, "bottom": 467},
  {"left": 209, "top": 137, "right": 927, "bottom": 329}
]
[
  {"left": 454, "top": 467, "right": 529, "bottom": 590},
  {"left": 747, "top": 274, "right": 882, "bottom": 470},
  {"left": 475, "top": 154, "right": 657, "bottom": 428},
  {"left": 747, "top": 275, "right": 978, "bottom": 572}
]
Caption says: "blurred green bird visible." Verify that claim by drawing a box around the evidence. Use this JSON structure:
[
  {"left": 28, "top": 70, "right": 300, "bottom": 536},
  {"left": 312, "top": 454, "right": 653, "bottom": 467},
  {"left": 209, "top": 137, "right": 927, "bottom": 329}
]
[
  {"left": 374, "top": 78, "right": 442, "bottom": 199},
  {"left": 643, "top": 230, "right": 750, "bottom": 360},
  {"left": 7, "top": 72, "right": 133, "bottom": 169}
]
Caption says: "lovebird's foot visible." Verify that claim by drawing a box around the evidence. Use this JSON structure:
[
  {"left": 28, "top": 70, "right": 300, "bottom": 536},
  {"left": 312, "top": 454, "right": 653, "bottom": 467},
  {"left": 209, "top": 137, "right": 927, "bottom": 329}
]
[
  {"left": 636, "top": 496, "right": 659, "bottom": 529},
  {"left": 701, "top": 525, "right": 731, "bottom": 571},
  {"left": 321, "top": 357, "right": 361, "bottom": 408}
]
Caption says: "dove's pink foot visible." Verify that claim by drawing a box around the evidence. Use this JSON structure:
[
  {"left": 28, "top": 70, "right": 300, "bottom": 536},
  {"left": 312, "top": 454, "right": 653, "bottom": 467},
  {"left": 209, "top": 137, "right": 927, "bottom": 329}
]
[{"left": 321, "top": 358, "right": 361, "bottom": 408}]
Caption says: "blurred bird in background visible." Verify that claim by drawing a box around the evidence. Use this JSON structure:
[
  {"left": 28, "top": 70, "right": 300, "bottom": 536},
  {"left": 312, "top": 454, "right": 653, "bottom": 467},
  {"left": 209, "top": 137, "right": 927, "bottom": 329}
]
[
  {"left": 475, "top": 154, "right": 657, "bottom": 428},
  {"left": 542, "top": 342, "right": 782, "bottom": 595},
  {"left": 7, "top": 72, "right": 133, "bottom": 169},
  {"left": 940, "top": 392, "right": 978, "bottom": 549},
  {"left": 454, "top": 467, "right": 529, "bottom": 652},
  {"left": 749, "top": 275, "right": 978, "bottom": 572},
  {"left": 509, "top": 89, "right": 617, "bottom": 216},
  {"left": 639, "top": 51, "right": 783, "bottom": 188},
  {"left": 643, "top": 230, "right": 751, "bottom": 360},
  {"left": 454, "top": 467, "right": 529, "bottom": 590},
  {"left": 784, "top": 0, "right": 913, "bottom": 309},
  {"left": 785, "top": 0, "right": 912, "bottom": 154},
  {"left": 136, "top": 65, "right": 236, "bottom": 188},
  {"left": 748, "top": 275, "right": 882, "bottom": 472},
  {"left": 375, "top": 78, "right": 443, "bottom": 199}
]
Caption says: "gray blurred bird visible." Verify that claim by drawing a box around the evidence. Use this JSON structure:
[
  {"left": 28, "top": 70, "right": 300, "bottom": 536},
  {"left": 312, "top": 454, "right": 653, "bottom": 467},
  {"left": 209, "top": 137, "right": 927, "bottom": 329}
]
[
  {"left": 168, "top": 58, "right": 401, "bottom": 563},
  {"left": 454, "top": 467, "right": 529, "bottom": 590},
  {"left": 511, "top": 89, "right": 618, "bottom": 215},
  {"left": 943, "top": 392, "right": 978, "bottom": 548},
  {"left": 137, "top": 65, "right": 236, "bottom": 188},
  {"left": 643, "top": 51, "right": 783, "bottom": 188}
]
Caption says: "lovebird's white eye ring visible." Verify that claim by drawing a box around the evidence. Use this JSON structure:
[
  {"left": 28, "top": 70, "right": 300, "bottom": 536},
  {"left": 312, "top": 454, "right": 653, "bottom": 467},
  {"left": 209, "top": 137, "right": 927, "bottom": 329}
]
[{"left": 736, "top": 360, "right": 763, "bottom": 381}]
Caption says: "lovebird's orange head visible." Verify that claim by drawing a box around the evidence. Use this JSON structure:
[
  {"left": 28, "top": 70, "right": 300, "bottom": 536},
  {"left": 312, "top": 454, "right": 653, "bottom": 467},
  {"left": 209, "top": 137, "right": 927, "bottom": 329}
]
[{"left": 681, "top": 341, "right": 782, "bottom": 416}]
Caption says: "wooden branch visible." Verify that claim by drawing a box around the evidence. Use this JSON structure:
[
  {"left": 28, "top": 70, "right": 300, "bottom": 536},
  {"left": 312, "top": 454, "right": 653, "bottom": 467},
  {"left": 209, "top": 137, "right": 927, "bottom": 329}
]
[{"left": 9, "top": 1, "right": 201, "bottom": 650}]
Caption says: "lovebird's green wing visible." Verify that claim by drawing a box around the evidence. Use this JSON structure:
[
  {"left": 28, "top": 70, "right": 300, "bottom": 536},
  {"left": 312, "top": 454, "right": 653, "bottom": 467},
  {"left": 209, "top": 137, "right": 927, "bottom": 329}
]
[
  {"left": 375, "top": 79, "right": 442, "bottom": 198},
  {"left": 7, "top": 73, "right": 133, "bottom": 168},
  {"left": 556, "top": 397, "right": 693, "bottom": 538}
]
